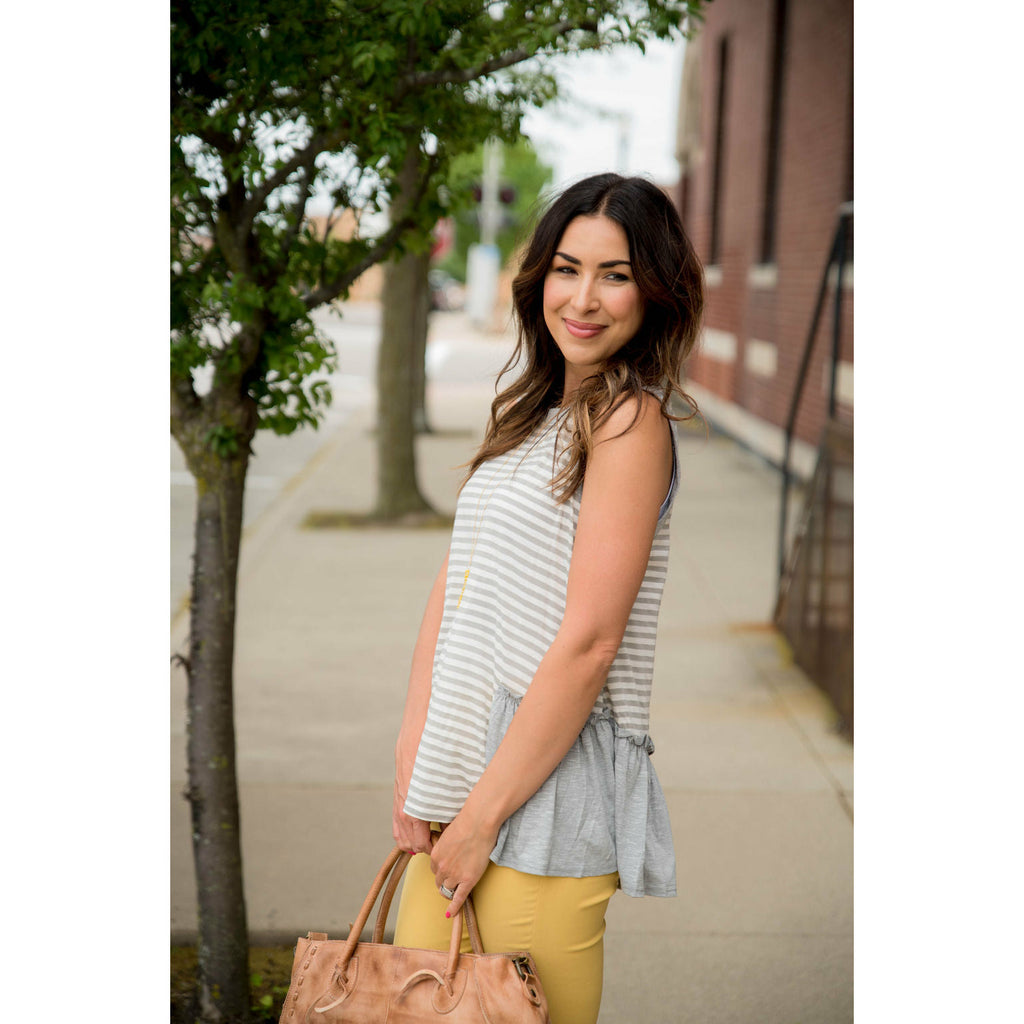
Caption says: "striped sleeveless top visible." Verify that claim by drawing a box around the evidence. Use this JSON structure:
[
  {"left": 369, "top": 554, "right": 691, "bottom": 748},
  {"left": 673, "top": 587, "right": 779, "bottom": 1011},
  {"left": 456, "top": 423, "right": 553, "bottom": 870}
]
[{"left": 403, "top": 404, "right": 678, "bottom": 897}]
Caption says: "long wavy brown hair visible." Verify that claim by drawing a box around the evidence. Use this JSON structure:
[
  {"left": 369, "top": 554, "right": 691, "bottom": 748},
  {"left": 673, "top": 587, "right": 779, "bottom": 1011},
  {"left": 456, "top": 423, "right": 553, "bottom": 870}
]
[{"left": 463, "top": 172, "right": 705, "bottom": 503}]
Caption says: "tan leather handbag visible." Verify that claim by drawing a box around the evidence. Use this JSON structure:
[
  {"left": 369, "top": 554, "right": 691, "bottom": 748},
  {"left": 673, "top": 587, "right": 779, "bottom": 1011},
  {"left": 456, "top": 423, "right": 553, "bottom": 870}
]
[{"left": 278, "top": 845, "right": 550, "bottom": 1023}]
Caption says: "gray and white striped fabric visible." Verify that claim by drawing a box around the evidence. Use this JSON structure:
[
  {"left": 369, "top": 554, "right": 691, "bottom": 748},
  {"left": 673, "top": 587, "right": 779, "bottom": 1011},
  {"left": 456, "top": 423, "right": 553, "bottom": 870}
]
[{"left": 403, "top": 404, "right": 679, "bottom": 896}]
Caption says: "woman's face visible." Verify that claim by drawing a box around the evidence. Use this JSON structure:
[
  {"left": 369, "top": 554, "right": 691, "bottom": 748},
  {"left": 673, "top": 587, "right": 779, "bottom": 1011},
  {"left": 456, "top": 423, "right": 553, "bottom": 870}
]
[{"left": 542, "top": 214, "right": 645, "bottom": 394}]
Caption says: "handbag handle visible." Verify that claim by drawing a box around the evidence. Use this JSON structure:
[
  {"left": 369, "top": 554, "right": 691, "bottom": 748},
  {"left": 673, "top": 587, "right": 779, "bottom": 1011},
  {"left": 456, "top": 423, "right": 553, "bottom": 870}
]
[
  {"left": 337, "top": 846, "right": 484, "bottom": 989},
  {"left": 370, "top": 839, "right": 484, "bottom": 951}
]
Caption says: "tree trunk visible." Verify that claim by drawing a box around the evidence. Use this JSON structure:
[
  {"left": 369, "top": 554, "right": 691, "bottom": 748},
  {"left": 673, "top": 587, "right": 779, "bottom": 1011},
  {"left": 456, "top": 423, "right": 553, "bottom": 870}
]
[
  {"left": 375, "top": 143, "right": 436, "bottom": 519},
  {"left": 411, "top": 249, "right": 432, "bottom": 435},
  {"left": 179, "top": 411, "right": 255, "bottom": 1024}
]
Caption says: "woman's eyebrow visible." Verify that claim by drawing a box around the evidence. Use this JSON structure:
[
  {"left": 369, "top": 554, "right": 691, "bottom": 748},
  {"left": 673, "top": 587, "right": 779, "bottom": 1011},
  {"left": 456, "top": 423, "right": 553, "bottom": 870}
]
[{"left": 553, "top": 251, "right": 632, "bottom": 269}]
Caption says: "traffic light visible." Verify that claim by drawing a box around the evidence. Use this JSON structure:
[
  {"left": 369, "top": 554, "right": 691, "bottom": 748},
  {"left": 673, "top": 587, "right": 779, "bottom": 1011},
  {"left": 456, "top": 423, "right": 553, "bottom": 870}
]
[{"left": 469, "top": 183, "right": 516, "bottom": 205}]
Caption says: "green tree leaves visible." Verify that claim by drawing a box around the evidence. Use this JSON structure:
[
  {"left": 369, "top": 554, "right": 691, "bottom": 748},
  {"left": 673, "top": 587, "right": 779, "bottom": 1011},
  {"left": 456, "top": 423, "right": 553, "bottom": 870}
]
[{"left": 172, "top": 0, "right": 706, "bottom": 446}]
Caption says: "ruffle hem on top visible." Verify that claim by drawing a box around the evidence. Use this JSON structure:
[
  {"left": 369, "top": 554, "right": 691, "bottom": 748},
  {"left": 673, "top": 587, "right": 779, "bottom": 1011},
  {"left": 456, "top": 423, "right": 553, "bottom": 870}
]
[{"left": 484, "top": 684, "right": 677, "bottom": 899}]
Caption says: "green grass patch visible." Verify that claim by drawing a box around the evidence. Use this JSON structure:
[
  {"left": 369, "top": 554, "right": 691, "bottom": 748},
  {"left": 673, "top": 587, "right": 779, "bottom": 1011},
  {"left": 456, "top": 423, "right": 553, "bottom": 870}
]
[
  {"left": 300, "top": 509, "right": 454, "bottom": 530},
  {"left": 171, "top": 946, "right": 295, "bottom": 1024}
]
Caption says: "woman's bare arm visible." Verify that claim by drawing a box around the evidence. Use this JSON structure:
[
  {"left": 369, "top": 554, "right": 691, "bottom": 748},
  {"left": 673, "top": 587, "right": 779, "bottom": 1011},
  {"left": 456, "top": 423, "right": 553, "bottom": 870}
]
[
  {"left": 431, "top": 394, "right": 672, "bottom": 914},
  {"left": 393, "top": 548, "right": 449, "bottom": 854}
]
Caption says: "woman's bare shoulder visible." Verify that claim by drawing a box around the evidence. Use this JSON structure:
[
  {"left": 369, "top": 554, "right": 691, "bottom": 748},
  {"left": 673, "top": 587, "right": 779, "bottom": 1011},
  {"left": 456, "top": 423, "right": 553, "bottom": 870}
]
[{"left": 594, "top": 390, "right": 670, "bottom": 447}]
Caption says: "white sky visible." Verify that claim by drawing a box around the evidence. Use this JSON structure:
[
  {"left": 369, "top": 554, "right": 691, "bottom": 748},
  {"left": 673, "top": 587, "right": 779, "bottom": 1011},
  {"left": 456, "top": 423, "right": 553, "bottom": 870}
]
[{"left": 521, "top": 35, "right": 687, "bottom": 192}]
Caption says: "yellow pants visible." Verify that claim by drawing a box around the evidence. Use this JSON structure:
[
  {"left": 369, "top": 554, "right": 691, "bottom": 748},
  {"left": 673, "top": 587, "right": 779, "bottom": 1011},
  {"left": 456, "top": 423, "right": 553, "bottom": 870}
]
[{"left": 394, "top": 852, "right": 618, "bottom": 1024}]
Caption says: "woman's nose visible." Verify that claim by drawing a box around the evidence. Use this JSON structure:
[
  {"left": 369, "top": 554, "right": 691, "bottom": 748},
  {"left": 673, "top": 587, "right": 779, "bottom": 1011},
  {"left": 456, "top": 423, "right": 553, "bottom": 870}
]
[{"left": 571, "top": 275, "right": 599, "bottom": 312}]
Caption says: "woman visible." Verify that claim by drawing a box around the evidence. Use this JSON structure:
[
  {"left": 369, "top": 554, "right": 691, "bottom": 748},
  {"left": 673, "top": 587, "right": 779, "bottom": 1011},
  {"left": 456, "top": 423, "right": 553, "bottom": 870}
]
[{"left": 391, "top": 172, "right": 704, "bottom": 1024}]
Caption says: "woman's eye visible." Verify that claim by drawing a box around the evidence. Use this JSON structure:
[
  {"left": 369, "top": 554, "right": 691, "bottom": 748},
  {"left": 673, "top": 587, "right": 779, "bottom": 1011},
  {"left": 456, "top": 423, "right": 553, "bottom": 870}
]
[{"left": 550, "top": 265, "right": 629, "bottom": 282}]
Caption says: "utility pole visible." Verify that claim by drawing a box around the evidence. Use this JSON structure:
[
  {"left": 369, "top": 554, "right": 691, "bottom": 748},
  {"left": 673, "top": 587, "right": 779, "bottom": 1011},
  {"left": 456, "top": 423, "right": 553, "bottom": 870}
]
[{"left": 465, "top": 137, "right": 503, "bottom": 328}]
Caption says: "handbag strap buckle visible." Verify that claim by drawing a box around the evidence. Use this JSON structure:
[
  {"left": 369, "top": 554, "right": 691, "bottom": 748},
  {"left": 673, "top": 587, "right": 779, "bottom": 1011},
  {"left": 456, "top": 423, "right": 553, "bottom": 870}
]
[{"left": 513, "top": 956, "right": 543, "bottom": 1006}]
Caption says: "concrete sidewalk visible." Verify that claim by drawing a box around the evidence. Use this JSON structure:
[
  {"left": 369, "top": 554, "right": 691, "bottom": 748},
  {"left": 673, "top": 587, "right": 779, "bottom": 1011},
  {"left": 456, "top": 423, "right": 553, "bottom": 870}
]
[{"left": 170, "top": 311, "right": 853, "bottom": 1023}]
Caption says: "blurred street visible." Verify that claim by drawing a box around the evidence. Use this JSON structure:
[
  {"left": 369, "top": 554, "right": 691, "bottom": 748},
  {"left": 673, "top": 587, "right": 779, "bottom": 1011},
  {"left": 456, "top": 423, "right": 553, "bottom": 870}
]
[
  {"left": 170, "top": 303, "right": 513, "bottom": 616},
  {"left": 170, "top": 301, "right": 853, "bottom": 1023}
]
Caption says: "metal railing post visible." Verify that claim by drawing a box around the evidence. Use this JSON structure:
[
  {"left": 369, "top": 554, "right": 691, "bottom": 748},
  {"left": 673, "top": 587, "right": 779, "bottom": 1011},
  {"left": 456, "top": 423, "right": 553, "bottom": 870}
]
[
  {"left": 828, "top": 202, "right": 852, "bottom": 419},
  {"left": 777, "top": 203, "right": 853, "bottom": 584}
]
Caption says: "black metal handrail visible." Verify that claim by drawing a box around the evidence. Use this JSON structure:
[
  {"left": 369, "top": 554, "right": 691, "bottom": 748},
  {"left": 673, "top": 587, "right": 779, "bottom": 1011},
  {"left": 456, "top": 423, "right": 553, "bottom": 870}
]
[{"left": 777, "top": 202, "right": 853, "bottom": 583}]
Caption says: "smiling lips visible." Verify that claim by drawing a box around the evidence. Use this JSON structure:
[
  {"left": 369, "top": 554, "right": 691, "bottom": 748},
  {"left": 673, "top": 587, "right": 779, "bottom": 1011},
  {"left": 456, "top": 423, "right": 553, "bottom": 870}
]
[{"left": 562, "top": 317, "right": 607, "bottom": 339}]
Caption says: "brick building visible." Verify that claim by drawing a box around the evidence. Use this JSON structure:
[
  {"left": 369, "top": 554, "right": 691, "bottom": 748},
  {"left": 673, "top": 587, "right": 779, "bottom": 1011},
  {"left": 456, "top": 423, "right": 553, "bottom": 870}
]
[{"left": 676, "top": 0, "right": 853, "bottom": 477}]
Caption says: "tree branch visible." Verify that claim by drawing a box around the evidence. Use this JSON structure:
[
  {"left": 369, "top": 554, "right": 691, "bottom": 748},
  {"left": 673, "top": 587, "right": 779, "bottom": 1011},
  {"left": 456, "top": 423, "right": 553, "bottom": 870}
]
[
  {"left": 279, "top": 163, "right": 315, "bottom": 262},
  {"left": 301, "top": 153, "right": 440, "bottom": 310},
  {"left": 402, "top": 19, "right": 599, "bottom": 89},
  {"left": 171, "top": 370, "right": 202, "bottom": 435},
  {"left": 232, "top": 322, "right": 266, "bottom": 383},
  {"left": 240, "top": 123, "right": 349, "bottom": 229},
  {"left": 301, "top": 219, "right": 402, "bottom": 311},
  {"left": 181, "top": 176, "right": 218, "bottom": 225}
]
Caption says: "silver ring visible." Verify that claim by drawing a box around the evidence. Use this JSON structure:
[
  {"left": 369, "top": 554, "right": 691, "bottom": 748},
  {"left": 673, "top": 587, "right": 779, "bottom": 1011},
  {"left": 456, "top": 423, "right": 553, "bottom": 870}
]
[{"left": 439, "top": 884, "right": 455, "bottom": 900}]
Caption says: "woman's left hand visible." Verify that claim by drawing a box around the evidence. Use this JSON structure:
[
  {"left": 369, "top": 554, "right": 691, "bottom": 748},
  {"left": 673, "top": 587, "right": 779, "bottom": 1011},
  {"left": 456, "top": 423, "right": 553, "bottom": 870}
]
[{"left": 429, "top": 811, "right": 499, "bottom": 918}]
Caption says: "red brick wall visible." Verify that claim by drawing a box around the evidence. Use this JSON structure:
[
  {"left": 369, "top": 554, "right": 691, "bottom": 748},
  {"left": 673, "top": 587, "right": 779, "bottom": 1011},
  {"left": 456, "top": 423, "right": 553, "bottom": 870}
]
[{"left": 682, "top": 0, "right": 853, "bottom": 449}]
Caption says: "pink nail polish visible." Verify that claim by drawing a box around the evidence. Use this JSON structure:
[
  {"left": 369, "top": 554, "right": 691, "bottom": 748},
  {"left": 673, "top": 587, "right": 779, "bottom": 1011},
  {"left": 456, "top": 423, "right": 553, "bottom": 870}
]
[{"left": 445, "top": 911, "right": 451, "bottom": 919}]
